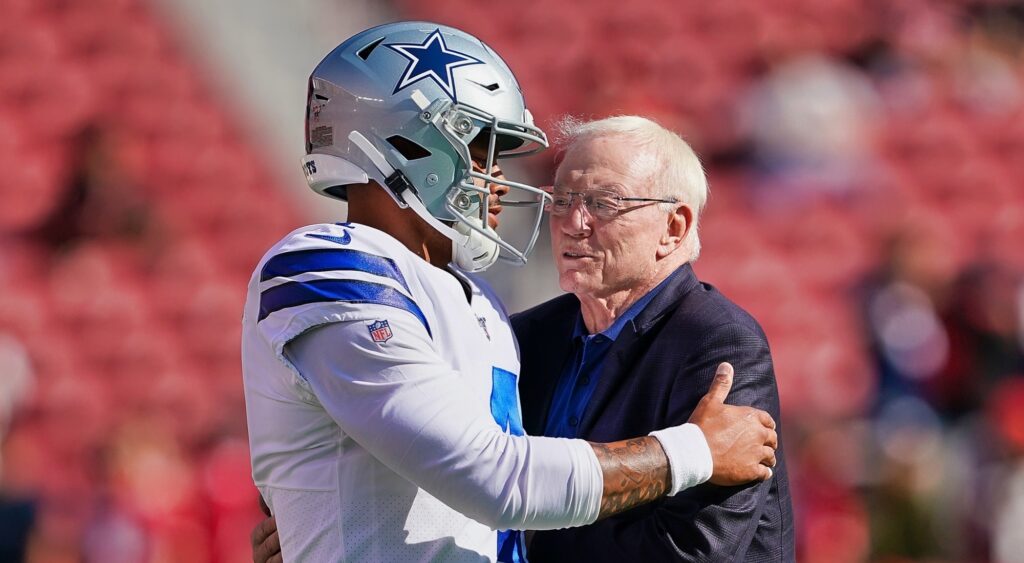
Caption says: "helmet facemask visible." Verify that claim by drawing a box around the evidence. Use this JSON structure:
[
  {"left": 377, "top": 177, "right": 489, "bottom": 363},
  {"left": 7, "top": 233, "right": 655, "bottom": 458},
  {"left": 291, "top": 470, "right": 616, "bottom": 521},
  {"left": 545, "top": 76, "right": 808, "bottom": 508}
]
[{"left": 422, "top": 97, "right": 550, "bottom": 271}]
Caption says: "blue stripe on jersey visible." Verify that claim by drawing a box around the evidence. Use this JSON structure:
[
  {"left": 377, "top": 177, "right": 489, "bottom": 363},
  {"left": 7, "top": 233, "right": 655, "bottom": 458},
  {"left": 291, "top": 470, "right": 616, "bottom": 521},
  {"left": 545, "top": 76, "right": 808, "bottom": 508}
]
[
  {"left": 490, "top": 368, "right": 525, "bottom": 437},
  {"left": 259, "top": 248, "right": 410, "bottom": 292},
  {"left": 492, "top": 367, "right": 528, "bottom": 562},
  {"left": 258, "top": 279, "right": 431, "bottom": 336}
]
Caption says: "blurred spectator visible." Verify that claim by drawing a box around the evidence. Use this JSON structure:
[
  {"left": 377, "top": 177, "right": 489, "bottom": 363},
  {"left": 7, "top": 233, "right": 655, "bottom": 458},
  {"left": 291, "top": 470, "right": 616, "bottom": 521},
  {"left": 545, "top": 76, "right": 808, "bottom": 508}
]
[
  {"left": 0, "top": 334, "right": 38, "bottom": 562},
  {"left": 994, "top": 462, "right": 1024, "bottom": 563},
  {"left": 859, "top": 217, "right": 959, "bottom": 412},
  {"left": 25, "top": 124, "right": 151, "bottom": 252},
  {"left": 990, "top": 379, "right": 1024, "bottom": 562},
  {"left": 861, "top": 216, "right": 1024, "bottom": 419},
  {"left": 987, "top": 378, "right": 1024, "bottom": 563},
  {"left": 958, "top": 3, "right": 1024, "bottom": 116},
  {"left": 793, "top": 419, "right": 871, "bottom": 563},
  {"left": 739, "top": 53, "right": 883, "bottom": 206},
  {"left": 937, "top": 262, "right": 1024, "bottom": 416},
  {"left": 867, "top": 395, "right": 950, "bottom": 559}
]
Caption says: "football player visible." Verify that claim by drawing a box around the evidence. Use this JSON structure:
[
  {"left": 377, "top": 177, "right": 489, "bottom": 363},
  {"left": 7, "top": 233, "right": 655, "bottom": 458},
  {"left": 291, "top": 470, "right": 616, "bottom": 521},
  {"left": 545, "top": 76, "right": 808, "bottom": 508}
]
[{"left": 242, "top": 21, "right": 777, "bottom": 562}]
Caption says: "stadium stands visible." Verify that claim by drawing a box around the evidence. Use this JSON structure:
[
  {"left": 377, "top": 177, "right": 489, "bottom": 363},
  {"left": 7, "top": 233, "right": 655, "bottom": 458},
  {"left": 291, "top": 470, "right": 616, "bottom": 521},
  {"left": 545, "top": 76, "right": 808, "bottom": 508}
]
[{"left": 0, "top": 0, "right": 299, "bottom": 559}]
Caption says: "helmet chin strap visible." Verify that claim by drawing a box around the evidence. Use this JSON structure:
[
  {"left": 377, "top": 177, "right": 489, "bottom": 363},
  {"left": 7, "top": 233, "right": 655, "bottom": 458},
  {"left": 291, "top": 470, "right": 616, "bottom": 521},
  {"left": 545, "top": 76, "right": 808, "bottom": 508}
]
[
  {"left": 452, "top": 218, "right": 500, "bottom": 272},
  {"left": 348, "top": 131, "right": 499, "bottom": 272}
]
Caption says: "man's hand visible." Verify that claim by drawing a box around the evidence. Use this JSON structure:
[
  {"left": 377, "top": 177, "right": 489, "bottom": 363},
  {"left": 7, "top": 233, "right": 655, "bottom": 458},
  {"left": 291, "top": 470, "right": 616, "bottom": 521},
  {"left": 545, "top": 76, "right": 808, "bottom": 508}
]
[
  {"left": 252, "top": 495, "right": 282, "bottom": 563},
  {"left": 688, "top": 362, "right": 777, "bottom": 486}
]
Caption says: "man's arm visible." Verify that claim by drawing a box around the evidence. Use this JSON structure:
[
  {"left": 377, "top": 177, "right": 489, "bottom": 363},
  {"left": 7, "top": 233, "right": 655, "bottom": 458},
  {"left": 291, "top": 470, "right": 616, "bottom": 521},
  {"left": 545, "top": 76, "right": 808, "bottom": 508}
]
[
  {"left": 592, "top": 362, "right": 776, "bottom": 520},
  {"left": 662, "top": 327, "right": 791, "bottom": 561},
  {"left": 528, "top": 324, "right": 791, "bottom": 562}
]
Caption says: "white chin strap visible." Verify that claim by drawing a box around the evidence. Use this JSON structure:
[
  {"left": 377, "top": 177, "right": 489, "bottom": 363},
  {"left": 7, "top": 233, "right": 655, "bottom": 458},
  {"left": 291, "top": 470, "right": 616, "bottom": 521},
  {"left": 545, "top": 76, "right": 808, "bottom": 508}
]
[
  {"left": 452, "top": 218, "right": 500, "bottom": 272},
  {"left": 348, "top": 131, "right": 499, "bottom": 272}
]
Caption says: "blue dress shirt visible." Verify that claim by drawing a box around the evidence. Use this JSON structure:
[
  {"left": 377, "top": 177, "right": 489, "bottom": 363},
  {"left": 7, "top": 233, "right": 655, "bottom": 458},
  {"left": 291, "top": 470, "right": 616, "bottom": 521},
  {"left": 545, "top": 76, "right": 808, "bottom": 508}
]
[{"left": 543, "top": 274, "right": 677, "bottom": 439}]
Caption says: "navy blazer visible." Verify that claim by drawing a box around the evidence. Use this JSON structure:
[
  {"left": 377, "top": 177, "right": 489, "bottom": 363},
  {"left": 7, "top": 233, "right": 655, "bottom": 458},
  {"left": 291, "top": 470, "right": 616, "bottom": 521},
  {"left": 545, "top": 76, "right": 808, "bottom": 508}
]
[{"left": 512, "top": 264, "right": 795, "bottom": 562}]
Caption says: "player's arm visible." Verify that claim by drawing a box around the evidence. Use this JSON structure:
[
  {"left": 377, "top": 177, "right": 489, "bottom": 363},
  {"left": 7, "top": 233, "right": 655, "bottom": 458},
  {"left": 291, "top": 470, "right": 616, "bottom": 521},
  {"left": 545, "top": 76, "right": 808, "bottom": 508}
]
[
  {"left": 590, "top": 361, "right": 775, "bottom": 520},
  {"left": 278, "top": 316, "right": 774, "bottom": 530},
  {"left": 249, "top": 359, "right": 774, "bottom": 563}
]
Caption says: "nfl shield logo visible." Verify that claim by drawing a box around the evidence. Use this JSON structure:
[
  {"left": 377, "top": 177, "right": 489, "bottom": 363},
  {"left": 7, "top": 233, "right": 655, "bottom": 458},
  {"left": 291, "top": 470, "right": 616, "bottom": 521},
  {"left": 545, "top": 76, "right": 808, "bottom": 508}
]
[{"left": 368, "top": 320, "right": 393, "bottom": 343}]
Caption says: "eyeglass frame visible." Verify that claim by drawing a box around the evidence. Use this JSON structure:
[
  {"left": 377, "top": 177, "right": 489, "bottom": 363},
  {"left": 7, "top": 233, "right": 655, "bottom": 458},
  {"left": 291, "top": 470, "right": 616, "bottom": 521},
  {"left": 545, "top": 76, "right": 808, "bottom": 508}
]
[{"left": 544, "top": 187, "right": 679, "bottom": 220}]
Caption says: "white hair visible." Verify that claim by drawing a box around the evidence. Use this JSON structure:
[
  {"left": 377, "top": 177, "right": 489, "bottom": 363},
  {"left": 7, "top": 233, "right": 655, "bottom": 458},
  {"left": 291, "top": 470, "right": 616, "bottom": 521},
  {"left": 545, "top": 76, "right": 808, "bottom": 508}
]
[{"left": 555, "top": 115, "right": 709, "bottom": 261}]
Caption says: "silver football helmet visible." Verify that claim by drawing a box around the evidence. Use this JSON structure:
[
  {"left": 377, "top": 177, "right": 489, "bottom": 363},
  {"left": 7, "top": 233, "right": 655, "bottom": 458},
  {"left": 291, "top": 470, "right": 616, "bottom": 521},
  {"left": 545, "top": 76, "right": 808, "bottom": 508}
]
[{"left": 301, "top": 22, "right": 550, "bottom": 272}]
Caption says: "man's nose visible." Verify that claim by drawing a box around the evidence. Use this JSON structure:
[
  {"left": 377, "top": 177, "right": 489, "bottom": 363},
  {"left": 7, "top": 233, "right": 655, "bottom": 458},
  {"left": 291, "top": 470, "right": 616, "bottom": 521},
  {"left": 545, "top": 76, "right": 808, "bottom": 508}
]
[
  {"left": 485, "top": 166, "right": 509, "bottom": 197},
  {"left": 559, "top": 199, "right": 592, "bottom": 236}
]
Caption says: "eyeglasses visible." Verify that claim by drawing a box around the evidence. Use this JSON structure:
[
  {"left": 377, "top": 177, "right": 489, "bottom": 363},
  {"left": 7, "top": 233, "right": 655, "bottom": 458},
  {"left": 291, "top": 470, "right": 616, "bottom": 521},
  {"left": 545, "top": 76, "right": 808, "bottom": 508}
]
[{"left": 545, "top": 188, "right": 678, "bottom": 220}]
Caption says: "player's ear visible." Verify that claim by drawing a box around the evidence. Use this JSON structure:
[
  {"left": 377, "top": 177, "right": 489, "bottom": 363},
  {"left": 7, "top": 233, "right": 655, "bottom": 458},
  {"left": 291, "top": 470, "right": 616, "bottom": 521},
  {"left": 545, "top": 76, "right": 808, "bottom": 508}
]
[{"left": 657, "top": 203, "right": 691, "bottom": 259}]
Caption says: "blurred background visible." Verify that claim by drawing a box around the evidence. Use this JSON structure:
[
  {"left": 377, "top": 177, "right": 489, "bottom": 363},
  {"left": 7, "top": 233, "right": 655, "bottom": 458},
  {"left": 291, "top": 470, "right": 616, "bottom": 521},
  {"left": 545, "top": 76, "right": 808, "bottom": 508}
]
[{"left": 1, "top": 0, "right": 1023, "bottom": 561}]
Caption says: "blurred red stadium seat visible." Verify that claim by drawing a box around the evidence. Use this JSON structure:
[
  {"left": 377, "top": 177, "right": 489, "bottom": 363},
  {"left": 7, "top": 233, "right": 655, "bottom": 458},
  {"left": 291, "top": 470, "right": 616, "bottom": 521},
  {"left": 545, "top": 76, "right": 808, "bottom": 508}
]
[{"left": 765, "top": 202, "right": 874, "bottom": 291}]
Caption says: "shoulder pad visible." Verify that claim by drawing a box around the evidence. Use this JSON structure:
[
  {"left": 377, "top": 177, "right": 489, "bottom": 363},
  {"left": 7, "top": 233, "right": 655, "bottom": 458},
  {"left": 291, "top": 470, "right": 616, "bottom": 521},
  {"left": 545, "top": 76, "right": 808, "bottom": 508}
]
[{"left": 254, "top": 224, "right": 431, "bottom": 352}]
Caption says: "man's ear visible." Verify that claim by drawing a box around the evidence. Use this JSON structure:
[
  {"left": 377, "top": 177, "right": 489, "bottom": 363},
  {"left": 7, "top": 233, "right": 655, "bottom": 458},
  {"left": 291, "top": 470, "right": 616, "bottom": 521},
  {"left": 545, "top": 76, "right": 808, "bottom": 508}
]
[{"left": 657, "top": 204, "right": 693, "bottom": 259}]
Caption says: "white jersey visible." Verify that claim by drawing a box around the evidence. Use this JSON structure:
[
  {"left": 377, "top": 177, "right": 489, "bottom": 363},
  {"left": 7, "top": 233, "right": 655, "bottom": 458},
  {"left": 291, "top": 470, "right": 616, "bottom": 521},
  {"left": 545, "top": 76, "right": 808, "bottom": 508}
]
[{"left": 241, "top": 223, "right": 603, "bottom": 562}]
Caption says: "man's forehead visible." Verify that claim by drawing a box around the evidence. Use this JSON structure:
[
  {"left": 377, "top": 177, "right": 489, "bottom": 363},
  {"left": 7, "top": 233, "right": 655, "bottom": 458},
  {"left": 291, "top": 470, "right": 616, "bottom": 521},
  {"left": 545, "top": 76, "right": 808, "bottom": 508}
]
[{"left": 554, "top": 136, "right": 658, "bottom": 192}]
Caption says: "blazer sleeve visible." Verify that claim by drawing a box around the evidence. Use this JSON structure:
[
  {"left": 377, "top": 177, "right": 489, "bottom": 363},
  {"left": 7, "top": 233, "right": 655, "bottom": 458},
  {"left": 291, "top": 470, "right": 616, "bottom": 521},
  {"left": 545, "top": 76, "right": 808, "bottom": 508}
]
[
  {"left": 662, "top": 322, "right": 782, "bottom": 562},
  {"left": 527, "top": 322, "right": 783, "bottom": 563}
]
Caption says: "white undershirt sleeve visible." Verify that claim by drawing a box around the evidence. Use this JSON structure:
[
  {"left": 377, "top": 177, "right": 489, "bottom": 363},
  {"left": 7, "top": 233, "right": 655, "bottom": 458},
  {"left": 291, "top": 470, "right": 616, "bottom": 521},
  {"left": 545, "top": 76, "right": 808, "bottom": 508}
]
[{"left": 283, "top": 315, "right": 603, "bottom": 531}]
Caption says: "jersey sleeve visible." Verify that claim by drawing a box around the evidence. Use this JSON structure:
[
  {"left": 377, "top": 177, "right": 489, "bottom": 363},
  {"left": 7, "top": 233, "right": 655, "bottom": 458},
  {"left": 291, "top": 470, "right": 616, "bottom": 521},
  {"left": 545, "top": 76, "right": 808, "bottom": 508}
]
[
  {"left": 253, "top": 229, "right": 431, "bottom": 378},
  {"left": 283, "top": 318, "right": 604, "bottom": 531}
]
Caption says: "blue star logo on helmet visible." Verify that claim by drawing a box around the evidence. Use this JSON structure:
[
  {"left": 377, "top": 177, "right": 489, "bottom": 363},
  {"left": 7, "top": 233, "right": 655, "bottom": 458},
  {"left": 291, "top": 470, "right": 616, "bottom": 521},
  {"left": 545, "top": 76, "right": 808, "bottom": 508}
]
[{"left": 386, "top": 29, "right": 483, "bottom": 101}]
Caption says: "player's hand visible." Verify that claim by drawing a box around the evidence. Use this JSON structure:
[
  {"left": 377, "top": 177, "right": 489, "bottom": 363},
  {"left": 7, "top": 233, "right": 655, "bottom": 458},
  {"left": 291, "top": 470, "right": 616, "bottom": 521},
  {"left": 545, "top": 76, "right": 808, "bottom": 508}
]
[
  {"left": 688, "top": 362, "right": 777, "bottom": 486},
  {"left": 252, "top": 495, "right": 282, "bottom": 563}
]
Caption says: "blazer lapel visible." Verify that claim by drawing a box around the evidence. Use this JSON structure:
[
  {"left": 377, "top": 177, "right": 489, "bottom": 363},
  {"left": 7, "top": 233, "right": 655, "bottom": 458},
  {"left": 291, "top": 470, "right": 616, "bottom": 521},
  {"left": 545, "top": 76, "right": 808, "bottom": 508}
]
[
  {"left": 579, "top": 265, "right": 701, "bottom": 435},
  {"left": 516, "top": 298, "right": 579, "bottom": 435}
]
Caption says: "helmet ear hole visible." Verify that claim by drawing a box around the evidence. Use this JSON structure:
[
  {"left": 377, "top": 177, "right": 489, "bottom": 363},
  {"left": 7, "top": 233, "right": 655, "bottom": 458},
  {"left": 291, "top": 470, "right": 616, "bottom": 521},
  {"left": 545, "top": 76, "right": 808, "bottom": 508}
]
[
  {"left": 386, "top": 136, "right": 432, "bottom": 161},
  {"left": 324, "top": 185, "right": 349, "bottom": 199}
]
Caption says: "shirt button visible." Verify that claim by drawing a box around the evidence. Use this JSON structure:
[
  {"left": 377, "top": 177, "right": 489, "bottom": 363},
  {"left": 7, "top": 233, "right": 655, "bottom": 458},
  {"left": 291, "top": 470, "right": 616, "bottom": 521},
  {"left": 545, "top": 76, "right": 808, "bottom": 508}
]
[{"left": 569, "top": 416, "right": 579, "bottom": 426}]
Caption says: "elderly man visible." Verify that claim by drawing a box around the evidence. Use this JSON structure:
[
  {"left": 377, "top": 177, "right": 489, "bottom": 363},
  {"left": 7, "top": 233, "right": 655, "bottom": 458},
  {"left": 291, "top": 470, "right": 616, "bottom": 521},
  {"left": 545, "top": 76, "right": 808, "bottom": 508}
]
[{"left": 514, "top": 115, "right": 794, "bottom": 561}]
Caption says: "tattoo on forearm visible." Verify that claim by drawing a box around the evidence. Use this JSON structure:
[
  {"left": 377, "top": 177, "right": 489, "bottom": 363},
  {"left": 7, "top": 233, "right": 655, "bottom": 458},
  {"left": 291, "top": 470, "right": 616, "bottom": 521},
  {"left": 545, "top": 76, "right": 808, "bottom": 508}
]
[{"left": 589, "top": 437, "right": 671, "bottom": 519}]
